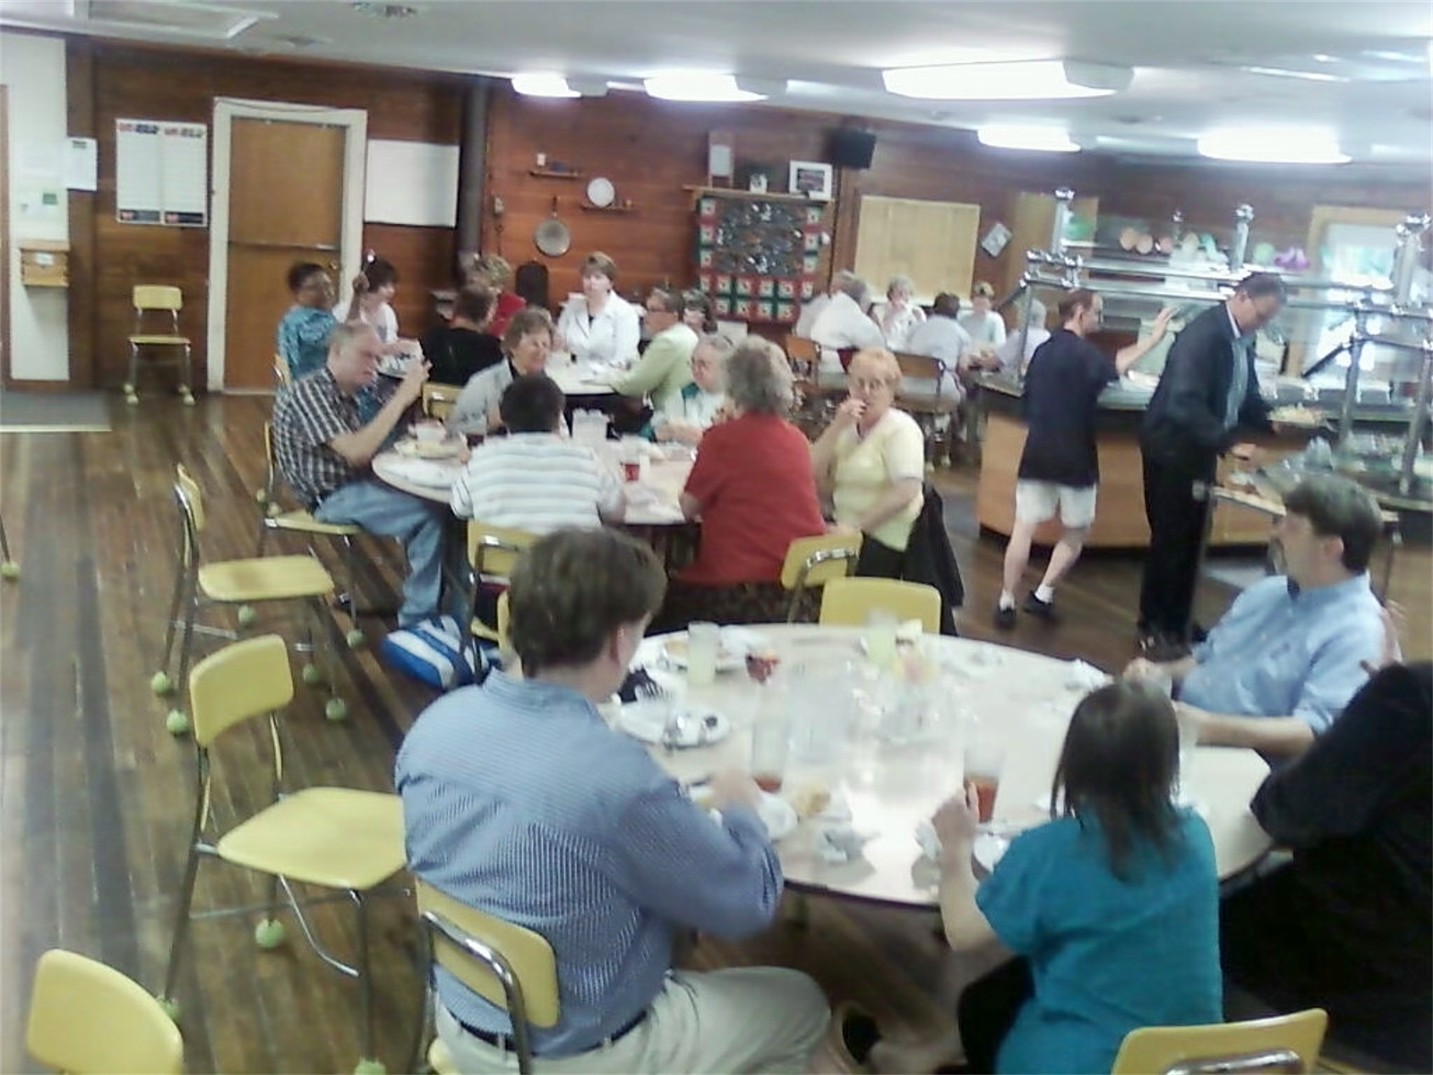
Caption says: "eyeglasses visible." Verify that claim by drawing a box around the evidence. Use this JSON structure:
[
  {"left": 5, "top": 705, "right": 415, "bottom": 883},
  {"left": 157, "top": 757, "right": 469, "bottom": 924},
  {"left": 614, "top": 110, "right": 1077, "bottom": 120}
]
[{"left": 850, "top": 378, "right": 893, "bottom": 391}]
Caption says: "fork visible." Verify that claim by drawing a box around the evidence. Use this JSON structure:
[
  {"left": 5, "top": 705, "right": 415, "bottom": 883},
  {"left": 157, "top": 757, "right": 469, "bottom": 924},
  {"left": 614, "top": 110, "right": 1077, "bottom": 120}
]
[{"left": 637, "top": 682, "right": 682, "bottom": 752}]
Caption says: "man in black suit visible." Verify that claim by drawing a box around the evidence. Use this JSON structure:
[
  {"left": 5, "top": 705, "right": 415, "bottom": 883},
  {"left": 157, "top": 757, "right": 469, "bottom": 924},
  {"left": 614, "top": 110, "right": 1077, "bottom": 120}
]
[{"left": 1138, "top": 273, "right": 1286, "bottom": 656}]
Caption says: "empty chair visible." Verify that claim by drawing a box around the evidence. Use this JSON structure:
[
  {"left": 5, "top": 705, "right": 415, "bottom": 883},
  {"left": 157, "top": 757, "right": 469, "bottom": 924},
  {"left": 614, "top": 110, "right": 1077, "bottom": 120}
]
[
  {"left": 893, "top": 350, "right": 960, "bottom": 464},
  {"left": 27, "top": 948, "right": 184, "bottom": 1074},
  {"left": 157, "top": 634, "right": 405, "bottom": 1075},
  {"left": 779, "top": 530, "right": 862, "bottom": 622},
  {"left": 414, "top": 878, "right": 560, "bottom": 1075},
  {"left": 125, "top": 285, "right": 194, "bottom": 406},
  {"left": 819, "top": 576, "right": 941, "bottom": 633},
  {"left": 152, "top": 464, "right": 343, "bottom": 735},
  {"left": 1111, "top": 1008, "right": 1328, "bottom": 1075}
]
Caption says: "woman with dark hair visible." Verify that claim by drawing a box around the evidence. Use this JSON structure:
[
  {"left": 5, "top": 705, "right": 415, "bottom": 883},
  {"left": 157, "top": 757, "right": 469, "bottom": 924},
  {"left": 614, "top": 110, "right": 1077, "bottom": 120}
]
[
  {"left": 423, "top": 285, "right": 504, "bottom": 385},
  {"left": 464, "top": 252, "right": 527, "bottom": 338},
  {"left": 338, "top": 257, "right": 405, "bottom": 348},
  {"left": 681, "top": 289, "right": 718, "bottom": 335},
  {"left": 928, "top": 682, "right": 1220, "bottom": 1073},
  {"left": 277, "top": 261, "right": 339, "bottom": 379}
]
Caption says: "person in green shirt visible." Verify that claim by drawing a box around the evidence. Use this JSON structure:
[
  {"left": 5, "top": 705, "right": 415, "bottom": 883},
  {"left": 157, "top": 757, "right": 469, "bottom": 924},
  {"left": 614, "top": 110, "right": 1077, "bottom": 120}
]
[{"left": 615, "top": 287, "right": 697, "bottom": 414}]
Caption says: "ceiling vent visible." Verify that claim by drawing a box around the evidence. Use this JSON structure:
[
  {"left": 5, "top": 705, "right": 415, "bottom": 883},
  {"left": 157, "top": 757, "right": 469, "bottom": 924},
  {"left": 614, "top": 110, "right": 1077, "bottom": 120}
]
[{"left": 86, "top": 0, "right": 273, "bottom": 39}]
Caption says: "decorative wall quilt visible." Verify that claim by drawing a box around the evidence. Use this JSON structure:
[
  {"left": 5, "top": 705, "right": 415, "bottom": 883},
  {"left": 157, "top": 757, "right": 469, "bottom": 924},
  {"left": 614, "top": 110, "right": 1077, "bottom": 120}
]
[{"left": 695, "top": 195, "right": 824, "bottom": 323}]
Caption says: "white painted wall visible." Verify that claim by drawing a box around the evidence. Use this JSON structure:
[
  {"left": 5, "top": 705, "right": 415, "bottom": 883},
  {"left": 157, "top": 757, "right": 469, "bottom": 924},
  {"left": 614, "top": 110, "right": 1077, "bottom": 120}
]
[{"left": 1, "top": 31, "right": 69, "bottom": 381}]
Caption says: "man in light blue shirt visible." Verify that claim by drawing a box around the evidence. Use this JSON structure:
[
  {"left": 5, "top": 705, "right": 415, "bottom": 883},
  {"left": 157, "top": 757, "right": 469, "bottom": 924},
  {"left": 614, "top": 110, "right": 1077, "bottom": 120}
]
[
  {"left": 1127, "top": 474, "right": 1387, "bottom": 759},
  {"left": 396, "top": 528, "right": 828, "bottom": 1073}
]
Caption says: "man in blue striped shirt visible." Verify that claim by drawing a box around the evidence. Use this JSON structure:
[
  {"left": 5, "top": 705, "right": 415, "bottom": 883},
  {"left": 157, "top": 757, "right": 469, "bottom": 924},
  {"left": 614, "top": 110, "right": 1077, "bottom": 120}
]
[{"left": 397, "top": 528, "right": 829, "bottom": 1072}]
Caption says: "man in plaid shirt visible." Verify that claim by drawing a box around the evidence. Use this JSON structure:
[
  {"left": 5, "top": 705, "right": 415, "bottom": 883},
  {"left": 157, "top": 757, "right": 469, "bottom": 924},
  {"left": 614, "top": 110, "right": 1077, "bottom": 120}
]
[{"left": 274, "top": 321, "right": 449, "bottom": 626}]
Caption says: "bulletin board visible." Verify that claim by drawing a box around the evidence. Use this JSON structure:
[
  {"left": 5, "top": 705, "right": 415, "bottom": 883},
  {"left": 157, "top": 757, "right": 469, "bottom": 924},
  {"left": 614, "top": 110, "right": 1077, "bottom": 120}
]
[
  {"left": 854, "top": 195, "right": 981, "bottom": 302},
  {"left": 363, "top": 139, "right": 460, "bottom": 227},
  {"left": 694, "top": 193, "right": 824, "bottom": 323}
]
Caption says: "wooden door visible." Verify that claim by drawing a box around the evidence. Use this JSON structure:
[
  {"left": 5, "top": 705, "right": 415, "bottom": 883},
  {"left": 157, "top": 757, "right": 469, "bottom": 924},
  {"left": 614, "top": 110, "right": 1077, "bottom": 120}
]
[{"left": 223, "top": 118, "right": 346, "bottom": 389}]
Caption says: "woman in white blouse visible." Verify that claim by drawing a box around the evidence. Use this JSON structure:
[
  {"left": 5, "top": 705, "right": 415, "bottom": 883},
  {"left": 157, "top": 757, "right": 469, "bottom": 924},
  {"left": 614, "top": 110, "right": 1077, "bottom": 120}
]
[
  {"left": 872, "top": 274, "right": 927, "bottom": 351},
  {"left": 554, "top": 252, "right": 640, "bottom": 366}
]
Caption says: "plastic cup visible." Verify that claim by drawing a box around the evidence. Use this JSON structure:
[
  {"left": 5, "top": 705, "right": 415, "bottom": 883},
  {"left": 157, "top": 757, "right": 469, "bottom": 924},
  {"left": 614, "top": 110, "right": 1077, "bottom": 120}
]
[
  {"left": 751, "top": 718, "right": 791, "bottom": 793},
  {"left": 864, "top": 610, "right": 898, "bottom": 669},
  {"left": 964, "top": 738, "right": 1005, "bottom": 824},
  {"left": 686, "top": 622, "right": 720, "bottom": 687}
]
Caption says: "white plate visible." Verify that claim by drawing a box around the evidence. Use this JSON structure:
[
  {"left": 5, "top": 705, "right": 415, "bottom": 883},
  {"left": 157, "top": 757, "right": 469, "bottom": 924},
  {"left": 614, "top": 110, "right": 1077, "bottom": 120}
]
[
  {"left": 972, "top": 832, "right": 1009, "bottom": 872},
  {"left": 383, "top": 458, "right": 459, "bottom": 489},
  {"left": 616, "top": 703, "right": 730, "bottom": 747},
  {"left": 395, "top": 437, "right": 462, "bottom": 460},
  {"left": 586, "top": 176, "right": 615, "bottom": 208}
]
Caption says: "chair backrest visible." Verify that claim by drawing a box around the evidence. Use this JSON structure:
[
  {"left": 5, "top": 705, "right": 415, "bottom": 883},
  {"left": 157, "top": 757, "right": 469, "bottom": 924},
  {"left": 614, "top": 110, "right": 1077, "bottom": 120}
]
[
  {"left": 272, "top": 354, "right": 293, "bottom": 388},
  {"left": 467, "top": 521, "right": 538, "bottom": 582},
  {"left": 514, "top": 260, "right": 549, "bottom": 309},
  {"left": 27, "top": 949, "right": 184, "bottom": 1074},
  {"left": 1111, "top": 1009, "right": 1329, "bottom": 1075},
  {"left": 189, "top": 634, "right": 296, "bottom": 748},
  {"left": 780, "top": 532, "right": 862, "bottom": 592},
  {"left": 496, "top": 590, "right": 511, "bottom": 649},
  {"left": 894, "top": 350, "right": 948, "bottom": 385},
  {"left": 819, "top": 576, "right": 941, "bottom": 633},
  {"left": 174, "top": 463, "right": 206, "bottom": 535},
  {"left": 424, "top": 383, "right": 461, "bottom": 422},
  {"left": 415, "top": 879, "right": 560, "bottom": 1029},
  {"left": 133, "top": 284, "right": 183, "bottom": 312},
  {"left": 785, "top": 334, "right": 819, "bottom": 369}
]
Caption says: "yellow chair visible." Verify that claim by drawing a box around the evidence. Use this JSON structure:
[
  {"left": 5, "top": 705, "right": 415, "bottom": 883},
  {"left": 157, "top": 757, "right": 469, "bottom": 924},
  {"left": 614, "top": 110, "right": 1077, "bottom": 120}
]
[
  {"left": 27, "top": 949, "right": 184, "bottom": 1074},
  {"left": 157, "top": 635, "right": 405, "bottom": 1075},
  {"left": 152, "top": 464, "right": 343, "bottom": 735},
  {"left": 819, "top": 576, "right": 941, "bottom": 633},
  {"left": 1112, "top": 1009, "right": 1328, "bottom": 1075},
  {"left": 273, "top": 352, "right": 294, "bottom": 389},
  {"left": 125, "top": 285, "right": 194, "bottom": 406},
  {"left": 415, "top": 878, "right": 560, "bottom": 1075},
  {"left": 467, "top": 521, "right": 537, "bottom": 644},
  {"left": 256, "top": 421, "right": 368, "bottom": 647},
  {"left": 779, "top": 531, "right": 862, "bottom": 622},
  {"left": 424, "top": 383, "right": 461, "bottom": 422}
]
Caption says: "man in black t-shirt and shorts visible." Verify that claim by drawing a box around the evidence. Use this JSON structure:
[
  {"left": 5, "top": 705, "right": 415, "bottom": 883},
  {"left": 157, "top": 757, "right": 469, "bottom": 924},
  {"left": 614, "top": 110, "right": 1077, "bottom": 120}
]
[{"left": 995, "top": 291, "right": 1173, "bottom": 628}]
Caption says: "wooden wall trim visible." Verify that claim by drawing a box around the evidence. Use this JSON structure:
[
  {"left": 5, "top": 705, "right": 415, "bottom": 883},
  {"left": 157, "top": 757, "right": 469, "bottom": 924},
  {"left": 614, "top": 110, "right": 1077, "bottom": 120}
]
[{"left": 66, "top": 37, "right": 97, "bottom": 390}]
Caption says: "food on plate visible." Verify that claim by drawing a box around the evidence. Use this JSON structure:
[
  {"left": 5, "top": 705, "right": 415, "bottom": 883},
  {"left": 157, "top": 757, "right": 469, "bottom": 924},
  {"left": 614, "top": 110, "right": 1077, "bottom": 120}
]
[
  {"left": 788, "top": 782, "right": 832, "bottom": 820},
  {"left": 1269, "top": 404, "right": 1322, "bottom": 427}
]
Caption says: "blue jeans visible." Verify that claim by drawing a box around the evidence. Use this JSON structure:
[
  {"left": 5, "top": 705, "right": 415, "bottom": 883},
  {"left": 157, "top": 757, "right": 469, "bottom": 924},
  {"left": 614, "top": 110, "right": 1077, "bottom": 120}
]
[{"left": 316, "top": 479, "right": 455, "bottom": 626}]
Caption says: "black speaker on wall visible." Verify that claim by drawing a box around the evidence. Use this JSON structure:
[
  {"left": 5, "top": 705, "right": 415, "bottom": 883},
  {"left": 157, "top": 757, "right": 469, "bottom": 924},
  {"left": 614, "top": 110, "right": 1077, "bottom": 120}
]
[{"left": 829, "top": 129, "right": 877, "bottom": 169}]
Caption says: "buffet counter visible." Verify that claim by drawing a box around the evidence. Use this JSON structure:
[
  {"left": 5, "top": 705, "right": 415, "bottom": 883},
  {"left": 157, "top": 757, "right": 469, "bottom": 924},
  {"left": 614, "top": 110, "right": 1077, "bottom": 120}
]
[{"left": 974, "top": 375, "right": 1314, "bottom": 549}]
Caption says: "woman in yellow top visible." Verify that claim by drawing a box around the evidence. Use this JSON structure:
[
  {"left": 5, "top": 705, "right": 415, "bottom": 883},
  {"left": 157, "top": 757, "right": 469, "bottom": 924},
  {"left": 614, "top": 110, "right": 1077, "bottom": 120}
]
[{"left": 811, "top": 348, "right": 926, "bottom": 578}]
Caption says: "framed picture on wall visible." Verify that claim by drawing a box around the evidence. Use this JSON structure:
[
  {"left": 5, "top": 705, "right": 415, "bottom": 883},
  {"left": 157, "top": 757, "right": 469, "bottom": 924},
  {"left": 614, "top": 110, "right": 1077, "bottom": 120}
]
[{"left": 788, "top": 160, "right": 833, "bottom": 201}]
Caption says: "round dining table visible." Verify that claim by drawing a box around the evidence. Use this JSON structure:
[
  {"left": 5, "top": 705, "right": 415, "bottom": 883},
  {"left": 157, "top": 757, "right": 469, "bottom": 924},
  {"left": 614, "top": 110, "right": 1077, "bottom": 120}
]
[
  {"left": 370, "top": 438, "right": 694, "bottom": 527},
  {"left": 624, "top": 624, "right": 1273, "bottom": 909},
  {"left": 545, "top": 352, "right": 623, "bottom": 398}
]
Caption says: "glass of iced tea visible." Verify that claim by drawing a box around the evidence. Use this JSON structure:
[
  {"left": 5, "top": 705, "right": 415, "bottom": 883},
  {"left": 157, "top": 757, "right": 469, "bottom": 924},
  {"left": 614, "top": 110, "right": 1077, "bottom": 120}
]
[
  {"left": 964, "top": 737, "right": 1005, "bottom": 825},
  {"left": 751, "top": 718, "right": 791, "bottom": 793}
]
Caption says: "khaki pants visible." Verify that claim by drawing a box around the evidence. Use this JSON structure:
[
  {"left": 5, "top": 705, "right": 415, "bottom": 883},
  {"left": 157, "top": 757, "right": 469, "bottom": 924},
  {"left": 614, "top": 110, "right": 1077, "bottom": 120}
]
[{"left": 436, "top": 967, "right": 830, "bottom": 1074}]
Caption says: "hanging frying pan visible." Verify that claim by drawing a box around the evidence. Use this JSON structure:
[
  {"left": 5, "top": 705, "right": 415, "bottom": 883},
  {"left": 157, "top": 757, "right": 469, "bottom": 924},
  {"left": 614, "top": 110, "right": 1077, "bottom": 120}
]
[{"left": 534, "top": 196, "right": 572, "bottom": 257}]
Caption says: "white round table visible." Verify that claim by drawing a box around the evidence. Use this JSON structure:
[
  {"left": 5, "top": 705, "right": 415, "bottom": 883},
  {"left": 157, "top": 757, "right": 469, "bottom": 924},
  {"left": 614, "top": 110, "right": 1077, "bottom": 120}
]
[
  {"left": 626, "top": 625, "right": 1272, "bottom": 908},
  {"left": 371, "top": 442, "right": 693, "bottom": 528}
]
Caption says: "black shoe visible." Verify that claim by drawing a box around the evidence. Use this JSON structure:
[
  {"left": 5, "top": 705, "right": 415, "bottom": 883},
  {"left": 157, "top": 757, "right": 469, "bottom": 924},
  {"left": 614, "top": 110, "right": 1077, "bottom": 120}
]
[
  {"left": 1022, "top": 591, "right": 1059, "bottom": 622},
  {"left": 837, "top": 1004, "right": 883, "bottom": 1068},
  {"left": 993, "top": 603, "right": 1017, "bottom": 630}
]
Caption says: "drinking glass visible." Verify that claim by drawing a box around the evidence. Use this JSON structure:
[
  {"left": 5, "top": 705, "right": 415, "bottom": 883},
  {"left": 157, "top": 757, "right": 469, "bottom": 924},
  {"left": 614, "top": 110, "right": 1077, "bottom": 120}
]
[
  {"left": 964, "top": 736, "right": 1006, "bottom": 825},
  {"left": 751, "top": 718, "right": 791, "bottom": 793},
  {"left": 864, "top": 610, "right": 898, "bottom": 669},
  {"left": 685, "top": 622, "right": 719, "bottom": 687}
]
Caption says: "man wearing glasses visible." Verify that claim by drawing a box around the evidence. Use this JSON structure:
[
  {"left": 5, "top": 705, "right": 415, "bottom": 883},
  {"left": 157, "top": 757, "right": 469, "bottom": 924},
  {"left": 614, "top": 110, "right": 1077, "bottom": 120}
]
[
  {"left": 995, "top": 290, "right": 1172, "bottom": 628},
  {"left": 1138, "top": 273, "right": 1287, "bottom": 658}
]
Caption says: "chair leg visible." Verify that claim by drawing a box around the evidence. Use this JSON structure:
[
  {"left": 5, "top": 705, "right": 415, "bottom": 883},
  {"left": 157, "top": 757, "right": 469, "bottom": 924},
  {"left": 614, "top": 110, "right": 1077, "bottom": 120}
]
[
  {"left": 341, "top": 537, "right": 366, "bottom": 649},
  {"left": 256, "top": 522, "right": 271, "bottom": 557},
  {"left": 313, "top": 597, "right": 347, "bottom": 722},
  {"left": 158, "top": 840, "right": 204, "bottom": 1018},
  {"left": 166, "top": 599, "right": 199, "bottom": 735},
  {"left": 125, "top": 343, "right": 140, "bottom": 404},
  {"left": 352, "top": 892, "right": 384, "bottom": 1074},
  {"left": 179, "top": 342, "right": 195, "bottom": 405}
]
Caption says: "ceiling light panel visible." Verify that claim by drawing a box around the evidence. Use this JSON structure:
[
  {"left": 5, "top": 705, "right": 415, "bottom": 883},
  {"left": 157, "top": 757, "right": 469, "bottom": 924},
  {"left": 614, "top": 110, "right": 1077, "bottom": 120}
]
[
  {"left": 511, "top": 73, "right": 579, "bottom": 98},
  {"left": 1197, "top": 128, "right": 1351, "bottom": 164},
  {"left": 977, "top": 125, "right": 1080, "bottom": 152},
  {"left": 883, "top": 60, "right": 1119, "bottom": 100},
  {"left": 644, "top": 73, "right": 765, "bottom": 102}
]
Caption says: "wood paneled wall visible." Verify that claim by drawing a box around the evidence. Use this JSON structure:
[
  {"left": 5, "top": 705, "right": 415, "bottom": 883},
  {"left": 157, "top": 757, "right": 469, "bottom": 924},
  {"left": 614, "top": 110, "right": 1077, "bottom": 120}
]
[
  {"left": 69, "top": 39, "right": 466, "bottom": 389},
  {"left": 480, "top": 85, "right": 1429, "bottom": 315}
]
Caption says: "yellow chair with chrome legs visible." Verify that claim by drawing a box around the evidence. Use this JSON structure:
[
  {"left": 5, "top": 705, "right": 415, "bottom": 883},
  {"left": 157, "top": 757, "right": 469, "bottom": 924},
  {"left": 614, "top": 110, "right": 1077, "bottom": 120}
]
[
  {"left": 151, "top": 464, "right": 344, "bottom": 734},
  {"left": 414, "top": 878, "right": 560, "bottom": 1075},
  {"left": 780, "top": 531, "right": 862, "bottom": 622},
  {"left": 157, "top": 634, "right": 405, "bottom": 1075},
  {"left": 1111, "top": 1008, "right": 1328, "bottom": 1074},
  {"left": 125, "top": 285, "right": 194, "bottom": 406},
  {"left": 819, "top": 576, "right": 941, "bottom": 633},
  {"left": 27, "top": 948, "right": 184, "bottom": 1074},
  {"left": 467, "top": 521, "right": 537, "bottom": 644}
]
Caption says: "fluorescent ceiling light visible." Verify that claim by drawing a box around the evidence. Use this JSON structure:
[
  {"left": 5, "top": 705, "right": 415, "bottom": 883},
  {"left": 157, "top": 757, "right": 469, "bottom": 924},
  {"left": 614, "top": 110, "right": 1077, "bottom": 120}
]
[
  {"left": 1197, "top": 128, "right": 1350, "bottom": 164},
  {"left": 978, "top": 125, "right": 1080, "bottom": 152},
  {"left": 882, "top": 59, "right": 1120, "bottom": 100},
  {"left": 1241, "top": 65, "right": 1347, "bottom": 83},
  {"left": 644, "top": 73, "right": 765, "bottom": 102},
  {"left": 511, "top": 73, "right": 579, "bottom": 99}
]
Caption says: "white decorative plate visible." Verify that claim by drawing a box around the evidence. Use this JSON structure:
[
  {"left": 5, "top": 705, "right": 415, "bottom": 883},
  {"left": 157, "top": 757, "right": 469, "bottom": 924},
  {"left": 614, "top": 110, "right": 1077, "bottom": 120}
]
[{"left": 586, "top": 176, "right": 615, "bottom": 208}]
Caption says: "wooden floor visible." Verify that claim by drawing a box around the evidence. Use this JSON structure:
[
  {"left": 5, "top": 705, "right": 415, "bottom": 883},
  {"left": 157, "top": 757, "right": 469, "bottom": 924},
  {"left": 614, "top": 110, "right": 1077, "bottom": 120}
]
[{"left": 0, "top": 395, "right": 1427, "bottom": 1074}]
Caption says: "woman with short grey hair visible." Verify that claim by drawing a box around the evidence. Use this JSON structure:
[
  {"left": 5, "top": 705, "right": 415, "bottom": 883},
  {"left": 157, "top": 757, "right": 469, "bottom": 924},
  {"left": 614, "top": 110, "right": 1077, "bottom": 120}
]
[
  {"left": 873, "top": 274, "right": 927, "bottom": 351},
  {"left": 651, "top": 333, "right": 735, "bottom": 446},
  {"left": 654, "top": 338, "right": 827, "bottom": 629}
]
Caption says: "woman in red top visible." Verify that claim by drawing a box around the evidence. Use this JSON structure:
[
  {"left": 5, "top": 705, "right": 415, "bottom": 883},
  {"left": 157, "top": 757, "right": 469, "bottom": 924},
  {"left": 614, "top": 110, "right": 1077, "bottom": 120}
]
[
  {"left": 656, "top": 338, "right": 828, "bottom": 628},
  {"left": 465, "top": 253, "right": 527, "bottom": 338}
]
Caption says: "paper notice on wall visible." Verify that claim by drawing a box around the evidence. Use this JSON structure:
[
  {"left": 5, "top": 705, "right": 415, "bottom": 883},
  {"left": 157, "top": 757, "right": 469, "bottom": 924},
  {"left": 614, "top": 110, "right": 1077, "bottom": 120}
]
[
  {"left": 16, "top": 183, "right": 64, "bottom": 223},
  {"left": 116, "top": 119, "right": 208, "bottom": 227},
  {"left": 64, "top": 137, "right": 98, "bottom": 191}
]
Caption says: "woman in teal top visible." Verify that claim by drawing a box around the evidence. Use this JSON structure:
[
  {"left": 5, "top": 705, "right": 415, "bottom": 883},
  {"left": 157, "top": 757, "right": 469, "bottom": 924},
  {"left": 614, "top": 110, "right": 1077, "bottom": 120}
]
[
  {"left": 933, "top": 681, "right": 1221, "bottom": 1074},
  {"left": 277, "top": 262, "right": 339, "bottom": 379}
]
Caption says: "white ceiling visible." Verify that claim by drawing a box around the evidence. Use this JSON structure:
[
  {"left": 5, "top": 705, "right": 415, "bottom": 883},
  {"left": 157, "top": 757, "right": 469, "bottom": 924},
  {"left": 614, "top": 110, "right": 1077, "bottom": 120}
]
[{"left": 4, "top": 0, "right": 1432, "bottom": 172}]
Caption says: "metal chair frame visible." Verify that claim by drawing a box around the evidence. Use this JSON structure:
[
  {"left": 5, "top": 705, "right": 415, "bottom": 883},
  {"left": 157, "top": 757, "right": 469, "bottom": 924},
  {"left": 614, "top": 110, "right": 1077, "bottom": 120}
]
[
  {"left": 125, "top": 285, "right": 194, "bottom": 406},
  {"left": 784, "top": 546, "right": 860, "bottom": 622}
]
